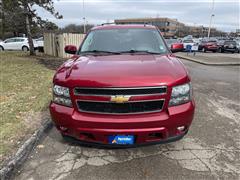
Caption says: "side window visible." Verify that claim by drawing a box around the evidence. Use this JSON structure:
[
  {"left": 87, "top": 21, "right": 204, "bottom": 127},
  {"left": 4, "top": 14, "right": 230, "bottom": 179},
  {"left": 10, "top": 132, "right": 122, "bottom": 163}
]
[
  {"left": 5, "top": 39, "right": 15, "bottom": 43},
  {"left": 37, "top": 37, "right": 43, "bottom": 41},
  {"left": 16, "top": 39, "right": 24, "bottom": 42}
]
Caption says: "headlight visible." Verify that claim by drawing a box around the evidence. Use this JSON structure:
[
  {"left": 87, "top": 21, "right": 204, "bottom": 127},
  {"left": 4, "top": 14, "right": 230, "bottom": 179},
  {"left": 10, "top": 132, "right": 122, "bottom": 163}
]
[
  {"left": 169, "top": 83, "right": 192, "bottom": 106},
  {"left": 53, "top": 85, "right": 70, "bottom": 97},
  {"left": 53, "top": 85, "right": 72, "bottom": 107}
]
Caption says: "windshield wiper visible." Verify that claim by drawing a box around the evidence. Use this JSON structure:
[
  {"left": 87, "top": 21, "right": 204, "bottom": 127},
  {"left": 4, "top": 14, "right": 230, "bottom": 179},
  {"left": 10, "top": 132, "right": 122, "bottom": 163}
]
[
  {"left": 118, "top": 50, "right": 162, "bottom": 54},
  {"left": 80, "top": 50, "right": 121, "bottom": 55}
]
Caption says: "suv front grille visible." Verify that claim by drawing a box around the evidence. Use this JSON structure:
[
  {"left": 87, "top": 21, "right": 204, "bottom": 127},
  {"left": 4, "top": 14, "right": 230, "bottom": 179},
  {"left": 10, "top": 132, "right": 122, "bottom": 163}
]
[
  {"left": 76, "top": 100, "right": 165, "bottom": 114},
  {"left": 74, "top": 86, "right": 167, "bottom": 96},
  {"left": 74, "top": 87, "right": 167, "bottom": 114}
]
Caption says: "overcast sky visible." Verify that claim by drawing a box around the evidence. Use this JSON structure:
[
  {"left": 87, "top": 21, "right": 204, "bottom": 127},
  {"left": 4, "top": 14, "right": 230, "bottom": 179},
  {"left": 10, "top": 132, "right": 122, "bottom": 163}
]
[{"left": 36, "top": 0, "right": 239, "bottom": 32}]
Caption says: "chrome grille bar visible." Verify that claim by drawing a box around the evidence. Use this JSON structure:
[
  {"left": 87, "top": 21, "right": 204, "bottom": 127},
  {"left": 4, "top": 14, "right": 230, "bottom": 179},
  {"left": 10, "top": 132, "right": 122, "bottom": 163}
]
[{"left": 74, "top": 86, "right": 167, "bottom": 96}]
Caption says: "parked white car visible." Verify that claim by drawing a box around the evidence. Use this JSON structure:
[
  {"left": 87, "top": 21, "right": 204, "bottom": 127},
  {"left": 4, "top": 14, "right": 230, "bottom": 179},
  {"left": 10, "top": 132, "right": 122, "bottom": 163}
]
[
  {"left": 35, "top": 37, "right": 44, "bottom": 47},
  {"left": 182, "top": 39, "right": 195, "bottom": 50},
  {"left": 35, "top": 37, "right": 44, "bottom": 52},
  {"left": 0, "top": 37, "right": 38, "bottom": 51}
]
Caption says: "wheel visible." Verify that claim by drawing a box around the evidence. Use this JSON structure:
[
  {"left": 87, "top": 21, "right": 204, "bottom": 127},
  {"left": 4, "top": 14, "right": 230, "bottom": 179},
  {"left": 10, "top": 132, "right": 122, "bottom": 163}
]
[
  {"left": 22, "top": 46, "right": 29, "bottom": 52},
  {"left": 219, "top": 48, "right": 224, "bottom": 53},
  {"left": 61, "top": 134, "right": 70, "bottom": 141},
  {"left": 0, "top": 46, "right": 4, "bottom": 51},
  {"left": 202, "top": 48, "right": 206, "bottom": 52},
  {"left": 38, "top": 47, "right": 44, "bottom": 52}
]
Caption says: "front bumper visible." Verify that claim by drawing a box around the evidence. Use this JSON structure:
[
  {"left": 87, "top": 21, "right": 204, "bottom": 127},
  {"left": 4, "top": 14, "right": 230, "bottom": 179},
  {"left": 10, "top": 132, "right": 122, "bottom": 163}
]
[
  {"left": 61, "top": 130, "right": 188, "bottom": 148},
  {"left": 206, "top": 46, "right": 218, "bottom": 51},
  {"left": 50, "top": 101, "right": 195, "bottom": 146},
  {"left": 224, "top": 48, "right": 236, "bottom": 52}
]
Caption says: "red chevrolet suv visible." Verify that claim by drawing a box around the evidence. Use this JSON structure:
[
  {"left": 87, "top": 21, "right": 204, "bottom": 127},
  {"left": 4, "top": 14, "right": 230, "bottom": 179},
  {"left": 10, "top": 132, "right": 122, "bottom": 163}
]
[{"left": 49, "top": 25, "right": 195, "bottom": 147}]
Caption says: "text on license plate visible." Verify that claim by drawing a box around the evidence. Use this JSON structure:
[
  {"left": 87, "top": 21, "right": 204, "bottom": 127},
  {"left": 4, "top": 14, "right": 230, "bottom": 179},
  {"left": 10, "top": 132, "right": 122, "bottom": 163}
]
[{"left": 108, "top": 135, "right": 134, "bottom": 144}]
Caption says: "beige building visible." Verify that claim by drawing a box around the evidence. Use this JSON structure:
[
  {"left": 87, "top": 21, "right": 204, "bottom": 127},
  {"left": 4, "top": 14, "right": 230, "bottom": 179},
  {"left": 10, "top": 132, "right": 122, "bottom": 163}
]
[
  {"left": 115, "top": 17, "right": 225, "bottom": 38},
  {"left": 115, "top": 18, "right": 180, "bottom": 37}
]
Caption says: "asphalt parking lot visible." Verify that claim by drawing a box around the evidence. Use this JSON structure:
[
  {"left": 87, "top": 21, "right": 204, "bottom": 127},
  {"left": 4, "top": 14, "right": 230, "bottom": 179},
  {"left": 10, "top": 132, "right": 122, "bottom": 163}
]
[{"left": 13, "top": 59, "right": 240, "bottom": 180}]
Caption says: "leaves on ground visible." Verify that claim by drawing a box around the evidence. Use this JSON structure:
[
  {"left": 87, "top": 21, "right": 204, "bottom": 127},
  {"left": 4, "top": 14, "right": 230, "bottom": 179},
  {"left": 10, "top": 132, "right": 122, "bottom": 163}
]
[{"left": 0, "top": 52, "right": 63, "bottom": 165}]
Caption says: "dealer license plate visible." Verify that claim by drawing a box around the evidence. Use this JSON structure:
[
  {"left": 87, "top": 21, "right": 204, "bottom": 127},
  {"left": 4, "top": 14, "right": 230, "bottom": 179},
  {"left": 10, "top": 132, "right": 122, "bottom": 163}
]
[{"left": 108, "top": 135, "right": 134, "bottom": 145}]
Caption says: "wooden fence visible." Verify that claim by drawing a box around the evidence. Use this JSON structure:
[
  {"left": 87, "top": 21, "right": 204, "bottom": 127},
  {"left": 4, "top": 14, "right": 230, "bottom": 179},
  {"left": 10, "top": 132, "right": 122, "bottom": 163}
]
[{"left": 44, "top": 33, "right": 85, "bottom": 58}]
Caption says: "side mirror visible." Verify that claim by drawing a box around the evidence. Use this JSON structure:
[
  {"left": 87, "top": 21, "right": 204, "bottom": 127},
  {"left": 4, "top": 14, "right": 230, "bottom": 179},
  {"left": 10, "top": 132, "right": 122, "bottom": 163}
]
[{"left": 65, "top": 45, "right": 77, "bottom": 54}]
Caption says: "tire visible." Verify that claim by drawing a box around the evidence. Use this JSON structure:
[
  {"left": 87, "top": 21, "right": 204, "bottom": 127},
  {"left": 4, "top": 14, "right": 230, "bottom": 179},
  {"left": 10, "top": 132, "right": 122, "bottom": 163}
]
[
  {"left": 219, "top": 48, "right": 224, "bottom": 53},
  {"left": 202, "top": 48, "right": 206, "bottom": 52},
  {"left": 61, "top": 134, "right": 70, "bottom": 141},
  {"left": 38, "top": 47, "right": 44, "bottom": 52},
  {"left": 22, "top": 46, "right": 29, "bottom": 52},
  {"left": 0, "top": 46, "right": 4, "bottom": 51}
]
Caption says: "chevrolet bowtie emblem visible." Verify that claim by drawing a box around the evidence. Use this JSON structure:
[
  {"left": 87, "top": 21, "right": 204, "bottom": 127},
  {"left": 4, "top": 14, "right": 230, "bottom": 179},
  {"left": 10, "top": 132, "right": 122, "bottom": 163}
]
[{"left": 110, "top": 95, "right": 130, "bottom": 103}]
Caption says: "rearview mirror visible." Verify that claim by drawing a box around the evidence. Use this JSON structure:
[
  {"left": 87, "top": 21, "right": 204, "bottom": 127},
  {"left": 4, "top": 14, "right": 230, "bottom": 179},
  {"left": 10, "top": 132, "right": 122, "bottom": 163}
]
[{"left": 65, "top": 45, "right": 77, "bottom": 54}]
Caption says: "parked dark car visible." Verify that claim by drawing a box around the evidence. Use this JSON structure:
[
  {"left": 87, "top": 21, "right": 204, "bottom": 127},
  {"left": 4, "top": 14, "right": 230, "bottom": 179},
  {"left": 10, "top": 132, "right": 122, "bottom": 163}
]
[
  {"left": 198, "top": 40, "right": 218, "bottom": 52},
  {"left": 236, "top": 40, "right": 240, "bottom": 53},
  {"left": 218, "top": 40, "right": 237, "bottom": 53}
]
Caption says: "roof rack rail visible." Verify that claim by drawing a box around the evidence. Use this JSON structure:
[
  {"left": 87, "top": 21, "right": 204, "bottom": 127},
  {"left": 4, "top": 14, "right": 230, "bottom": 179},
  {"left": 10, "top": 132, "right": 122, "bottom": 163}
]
[{"left": 101, "top": 22, "right": 116, "bottom": 26}]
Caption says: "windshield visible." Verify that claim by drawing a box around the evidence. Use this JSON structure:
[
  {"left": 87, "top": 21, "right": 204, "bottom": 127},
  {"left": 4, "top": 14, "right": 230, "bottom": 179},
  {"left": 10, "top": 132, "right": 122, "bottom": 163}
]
[
  {"left": 165, "top": 39, "right": 178, "bottom": 45},
  {"left": 224, "top": 41, "right": 236, "bottom": 45},
  {"left": 183, "top": 40, "right": 194, "bottom": 43},
  {"left": 79, "top": 28, "right": 168, "bottom": 54},
  {"left": 208, "top": 40, "right": 217, "bottom": 43}
]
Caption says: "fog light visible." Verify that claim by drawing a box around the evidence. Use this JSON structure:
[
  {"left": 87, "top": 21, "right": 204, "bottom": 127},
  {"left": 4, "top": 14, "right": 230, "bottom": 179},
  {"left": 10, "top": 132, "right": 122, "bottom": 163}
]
[
  {"left": 59, "top": 126, "right": 68, "bottom": 131},
  {"left": 177, "top": 126, "right": 185, "bottom": 131}
]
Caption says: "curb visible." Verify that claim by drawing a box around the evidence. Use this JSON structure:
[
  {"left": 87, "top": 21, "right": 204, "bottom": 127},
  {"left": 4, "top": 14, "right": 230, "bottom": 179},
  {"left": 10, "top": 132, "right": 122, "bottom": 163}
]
[
  {"left": 176, "top": 55, "right": 240, "bottom": 66},
  {"left": 0, "top": 120, "right": 53, "bottom": 180}
]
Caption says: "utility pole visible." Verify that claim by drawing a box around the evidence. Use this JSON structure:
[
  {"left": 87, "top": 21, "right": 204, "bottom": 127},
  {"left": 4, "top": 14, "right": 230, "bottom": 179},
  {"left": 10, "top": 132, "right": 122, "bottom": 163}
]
[
  {"left": 207, "top": 0, "right": 215, "bottom": 39},
  {"left": 83, "top": 0, "right": 86, "bottom": 34}
]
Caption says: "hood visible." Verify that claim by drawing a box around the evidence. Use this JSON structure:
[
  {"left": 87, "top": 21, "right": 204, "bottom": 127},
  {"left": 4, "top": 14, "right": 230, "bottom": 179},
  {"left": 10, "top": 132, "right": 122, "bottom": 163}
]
[{"left": 54, "top": 54, "right": 189, "bottom": 88}]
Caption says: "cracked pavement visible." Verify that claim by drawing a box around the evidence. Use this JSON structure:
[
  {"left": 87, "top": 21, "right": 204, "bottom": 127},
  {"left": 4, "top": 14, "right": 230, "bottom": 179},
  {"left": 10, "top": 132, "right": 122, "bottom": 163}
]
[{"left": 13, "top": 60, "right": 240, "bottom": 180}]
